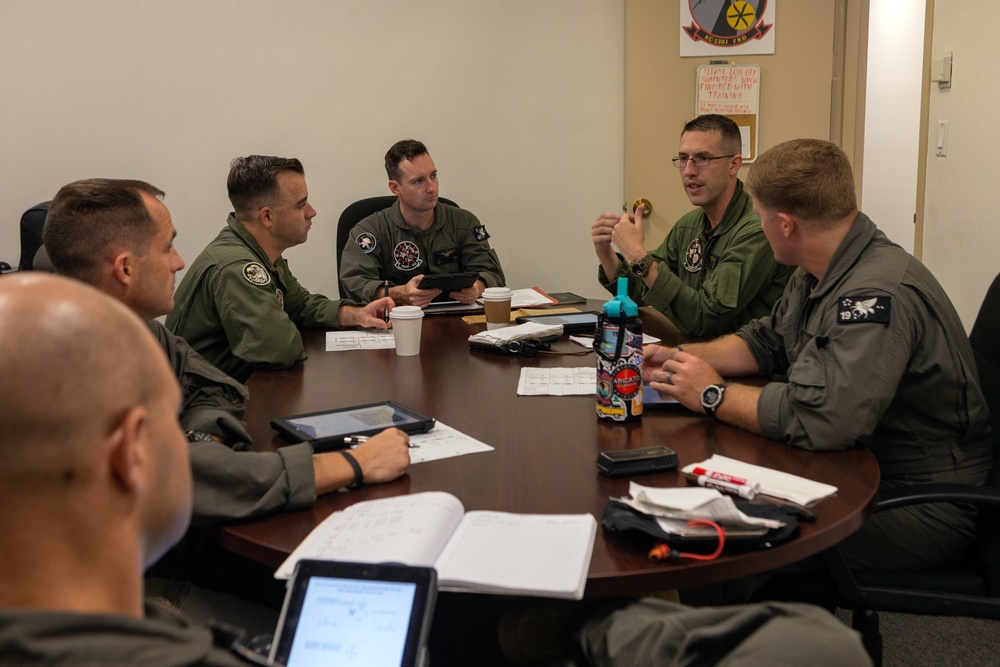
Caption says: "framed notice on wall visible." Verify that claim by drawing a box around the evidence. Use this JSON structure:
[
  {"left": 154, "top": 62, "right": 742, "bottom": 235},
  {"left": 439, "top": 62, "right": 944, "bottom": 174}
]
[{"left": 696, "top": 64, "right": 760, "bottom": 161}]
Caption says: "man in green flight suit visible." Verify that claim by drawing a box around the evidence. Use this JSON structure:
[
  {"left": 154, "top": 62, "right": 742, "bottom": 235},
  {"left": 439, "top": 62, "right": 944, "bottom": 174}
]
[
  {"left": 339, "top": 139, "right": 506, "bottom": 308},
  {"left": 591, "top": 114, "right": 792, "bottom": 337},
  {"left": 167, "top": 156, "right": 393, "bottom": 383}
]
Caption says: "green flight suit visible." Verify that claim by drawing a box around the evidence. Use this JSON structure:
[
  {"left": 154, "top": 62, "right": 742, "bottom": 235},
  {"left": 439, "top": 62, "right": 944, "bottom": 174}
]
[
  {"left": 166, "top": 214, "right": 350, "bottom": 383},
  {"left": 147, "top": 320, "right": 316, "bottom": 526},
  {"left": 738, "top": 213, "right": 993, "bottom": 569},
  {"left": 339, "top": 199, "right": 505, "bottom": 303},
  {"left": 0, "top": 602, "right": 258, "bottom": 666},
  {"left": 599, "top": 180, "right": 792, "bottom": 338}
]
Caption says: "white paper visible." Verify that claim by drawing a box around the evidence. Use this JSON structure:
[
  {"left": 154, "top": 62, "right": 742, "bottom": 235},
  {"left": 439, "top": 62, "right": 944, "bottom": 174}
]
[
  {"left": 509, "top": 288, "right": 557, "bottom": 308},
  {"left": 623, "top": 483, "right": 782, "bottom": 529},
  {"left": 407, "top": 422, "right": 494, "bottom": 464},
  {"left": 433, "top": 511, "right": 596, "bottom": 599},
  {"left": 274, "top": 492, "right": 598, "bottom": 599},
  {"left": 275, "top": 492, "right": 465, "bottom": 578},
  {"left": 517, "top": 367, "right": 594, "bottom": 396},
  {"left": 682, "top": 455, "right": 838, "bottom": 506},
  {"left": 325, "top": 330, "right": 396, "bottom": 351}
]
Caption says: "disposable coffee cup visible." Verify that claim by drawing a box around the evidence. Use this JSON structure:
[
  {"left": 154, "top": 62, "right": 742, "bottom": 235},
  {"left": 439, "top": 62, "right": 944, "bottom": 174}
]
[
  {"left": 482, "top": 287, "right": 513, "bottom": 330},
  {"left": 389, "top": 305, "right": 424, "bottom": 356}
]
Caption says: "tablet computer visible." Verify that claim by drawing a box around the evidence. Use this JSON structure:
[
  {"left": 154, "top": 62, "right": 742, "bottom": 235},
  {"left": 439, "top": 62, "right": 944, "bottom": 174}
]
[
  {"left": 642, "top": 385, "right": 682, "bottom": 410},
  {"left": 271, "top": 559, "right": 437, "bottom": 667},
  {"left": 416, "top": 271, "right": 479, "bottom": 292},
  {"left": 271, "top": 401, "right": 435, "bottom": 451},
  {"left": 514, "top": 311, "right": 600, "bottom": 334}
]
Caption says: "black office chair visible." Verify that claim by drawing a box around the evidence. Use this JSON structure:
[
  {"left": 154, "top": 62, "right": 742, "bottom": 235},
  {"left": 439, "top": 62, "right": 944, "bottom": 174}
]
[
  {"left": 753, "top": 272, "right": 1000, "bottom": 665},
  {"left": 335, "top": 195, "right": 458, "bottom": 298},
  {"left": 18, "top": 201, "right": 50, "bottom": 271}
]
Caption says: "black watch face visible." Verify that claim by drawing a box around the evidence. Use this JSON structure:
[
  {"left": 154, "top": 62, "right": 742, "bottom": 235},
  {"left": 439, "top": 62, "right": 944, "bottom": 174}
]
[
  {"left": 631, "top": 261, "right": 648, "bottom": 277},
  {"left": 702, "top": 385, "right": 723, "bottom": 408}
]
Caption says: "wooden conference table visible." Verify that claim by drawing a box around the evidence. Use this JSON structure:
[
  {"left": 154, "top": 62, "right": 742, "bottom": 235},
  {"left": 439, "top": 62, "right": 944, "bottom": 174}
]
[{"left": 219, "top": 301, "right": 879, "bottom": 599}]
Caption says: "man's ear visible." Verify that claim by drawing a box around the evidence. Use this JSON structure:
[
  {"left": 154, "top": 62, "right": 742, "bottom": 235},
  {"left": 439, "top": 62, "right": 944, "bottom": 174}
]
[
  {"left": 729, "top": 154, "right": 743, "bottom": 175},
  {"left": 257, "top": 205, "right": 274, "bottom": 230},
  {"left": 111, "top": 251, "right": 134, "bottom": 287},
  {"left": 107, "top": 406, "right": 149, "bottom": 496},
  {"left": 388, "top": 180, "right": 401, "bottom": 196},
  {"left": 777, "top": 212, "right": 797, "bottom": 239}
]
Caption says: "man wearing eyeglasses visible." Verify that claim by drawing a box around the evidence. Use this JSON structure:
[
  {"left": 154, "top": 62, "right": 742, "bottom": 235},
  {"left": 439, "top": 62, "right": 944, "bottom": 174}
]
[{"left": 591, "top": 114, "right": 793, "bottom": 337}]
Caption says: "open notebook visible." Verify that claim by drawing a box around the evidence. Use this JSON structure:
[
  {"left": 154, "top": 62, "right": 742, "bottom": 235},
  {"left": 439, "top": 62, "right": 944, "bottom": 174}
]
[{"left": 275, "top": 491, "right": 597, "bottom": 600}]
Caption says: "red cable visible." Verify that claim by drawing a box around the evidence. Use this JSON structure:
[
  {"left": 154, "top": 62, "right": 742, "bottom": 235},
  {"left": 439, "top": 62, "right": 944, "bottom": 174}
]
[{"left": 647, "top": 520, "right": 726, "bottom": 562}]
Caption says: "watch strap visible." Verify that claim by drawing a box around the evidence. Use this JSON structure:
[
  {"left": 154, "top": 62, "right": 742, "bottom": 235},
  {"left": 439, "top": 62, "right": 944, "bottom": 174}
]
[{"left": 340, "top": 450, "right": 364, "bottom": 490}]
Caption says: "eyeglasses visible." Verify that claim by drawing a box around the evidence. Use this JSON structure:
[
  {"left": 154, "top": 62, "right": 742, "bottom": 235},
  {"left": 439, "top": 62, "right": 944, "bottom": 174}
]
[{"left": 670, "top": 154, "right": 736, "bottom": 168}]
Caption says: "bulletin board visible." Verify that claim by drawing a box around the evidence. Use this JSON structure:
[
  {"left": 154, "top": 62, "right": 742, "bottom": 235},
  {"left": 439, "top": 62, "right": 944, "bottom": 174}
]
[{"left": 696, "top": 64, "right": 760, "bottom": 161}]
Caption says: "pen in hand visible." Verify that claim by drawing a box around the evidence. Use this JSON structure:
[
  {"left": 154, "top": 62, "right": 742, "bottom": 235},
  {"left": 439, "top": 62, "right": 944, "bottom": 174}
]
[
  {"left": 383, "top": 279, "right": 391, "bottom": 323},
  {"left": 342, "top": 434, "right": 419, "bottom": 448}
]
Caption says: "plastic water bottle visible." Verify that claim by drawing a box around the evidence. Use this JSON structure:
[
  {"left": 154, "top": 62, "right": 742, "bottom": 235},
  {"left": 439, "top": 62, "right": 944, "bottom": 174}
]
[{"left": 595, "top": 277, "right": 643, "bottom": 422}]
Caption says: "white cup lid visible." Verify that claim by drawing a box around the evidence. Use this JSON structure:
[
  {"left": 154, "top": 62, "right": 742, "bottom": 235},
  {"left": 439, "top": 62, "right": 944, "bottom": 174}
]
[
  {"left": 389, "top": 305, "right": 424, "bottom": 320},
  {"left": 482, "top": 287, "right": 512, "bottom": 299}
]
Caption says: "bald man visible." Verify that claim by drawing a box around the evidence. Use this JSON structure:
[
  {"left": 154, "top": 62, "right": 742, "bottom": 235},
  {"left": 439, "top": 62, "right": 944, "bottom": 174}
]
[
  {"left": 43, "top": 178, "right": 410, "bottom": 526},
  {"left": 0, "top": 273, "right": 254, "bottom": 664}
]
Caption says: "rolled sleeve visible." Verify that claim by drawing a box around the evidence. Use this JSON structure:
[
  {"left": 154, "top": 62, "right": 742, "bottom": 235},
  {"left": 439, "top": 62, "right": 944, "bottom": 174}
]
[{"left": 189, "top": 441, "right": 317, "bottom": 526}]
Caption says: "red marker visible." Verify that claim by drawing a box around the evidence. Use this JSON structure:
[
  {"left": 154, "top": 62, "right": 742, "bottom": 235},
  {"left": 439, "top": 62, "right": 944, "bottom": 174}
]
[{"left": 685, "top": 467, "right": 760, "bottom": 500}]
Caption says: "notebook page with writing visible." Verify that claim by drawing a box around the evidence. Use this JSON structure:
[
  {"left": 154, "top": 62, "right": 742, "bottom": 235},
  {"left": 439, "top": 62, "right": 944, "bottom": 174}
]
[
  {"left": 432, "top": 511, "right": 597, "bottom": 599},
  {"left": 275, "top": 492, "right": 465, "bottom": 579}
]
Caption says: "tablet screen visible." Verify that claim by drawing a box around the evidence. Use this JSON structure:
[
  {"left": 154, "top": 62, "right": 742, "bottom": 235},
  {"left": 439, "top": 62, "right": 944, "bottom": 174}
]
[
  {"left": 284, "top": 576, "right": 417, "bottom": 667},
  {"left": 284, "top": 404, "right": 423, "bottom": 440},
  {"left": 272, "top": 560, "right": 436, "bottom": 667}
]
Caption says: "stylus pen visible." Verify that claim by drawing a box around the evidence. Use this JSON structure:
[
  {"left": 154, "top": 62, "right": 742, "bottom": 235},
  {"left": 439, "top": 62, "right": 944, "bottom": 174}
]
[
  {"left": 343, "top": 434, "right": 419, "bottom": 448},
  {"left": 383, "top": 279, "right": 391, "bottom": 322}
]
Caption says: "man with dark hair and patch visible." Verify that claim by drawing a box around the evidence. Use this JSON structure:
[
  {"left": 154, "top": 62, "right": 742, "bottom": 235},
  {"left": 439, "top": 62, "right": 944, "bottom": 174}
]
[
  {"left": 646, "top": 138, "right": 992, "bottom": 573},
  {"left": 44, "top": 178, "right": 411, "bottom": 527},
  {"left": 167, "top": 156, "right": 394, "bottom": 383},
  {"left": 591, "top": 114, "right": 792, "bottom": 337},
  {"left": 339, "top": 139, "right": 506, "bottom": 307}
]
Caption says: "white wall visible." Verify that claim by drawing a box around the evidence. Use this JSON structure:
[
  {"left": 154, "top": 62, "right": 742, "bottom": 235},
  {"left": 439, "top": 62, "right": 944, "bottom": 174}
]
[
  {"left": 0, "top": 1, "right": 623, "bottom": 299},
  {"left": 923, "top": 0, "right": 1000, "bottom": 328},
  {"left": 862, "top": 0, "right": 924, "bottom": 254}
]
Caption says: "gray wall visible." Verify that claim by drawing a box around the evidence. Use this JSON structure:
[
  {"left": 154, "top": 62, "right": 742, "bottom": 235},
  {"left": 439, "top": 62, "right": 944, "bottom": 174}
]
[{"left": 0, "top": 1, "right": 624, "bottom": 298}]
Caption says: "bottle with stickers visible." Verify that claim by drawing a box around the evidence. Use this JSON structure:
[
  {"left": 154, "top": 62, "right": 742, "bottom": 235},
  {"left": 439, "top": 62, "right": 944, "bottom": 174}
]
[{"left": 594, "top": 278, "right": 643, "bottom": 422}]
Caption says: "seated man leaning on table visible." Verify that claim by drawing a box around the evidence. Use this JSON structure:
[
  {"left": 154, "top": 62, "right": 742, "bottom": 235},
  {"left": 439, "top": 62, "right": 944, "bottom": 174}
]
[
  {"left": 646, "top": 138, "right": 992, "bottom": 573},
  {"left": 166, "top": 155, "right": 393, "bottom": 383},
  {"left": 43, "top": 178, "right": 410, "bottom": 528},
  {"left": 592, "top": 114, "right": 793, "bottom": 337},
  {"left": 338, "top": 138, "right": 506, "bottom": 308},
  {"left": 0, "top": 274, "right": 871, "bottom": 667}
]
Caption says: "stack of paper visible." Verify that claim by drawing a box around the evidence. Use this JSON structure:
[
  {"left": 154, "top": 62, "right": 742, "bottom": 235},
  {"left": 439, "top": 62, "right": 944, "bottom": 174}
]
[
  {"left": 618, "top": 482, "right": 783, "bottom": 537},
  {"left": 682, "top": 455, "right": 837, "bottom": 505}
]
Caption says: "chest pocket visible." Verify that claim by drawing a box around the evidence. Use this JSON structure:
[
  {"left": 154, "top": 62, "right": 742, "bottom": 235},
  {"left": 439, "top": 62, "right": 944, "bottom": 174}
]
[
  {"left": 706, "top": 262, "right": 742, "bottom": 309},
  {"left": 433, "top": 247, "right": 461, "bottom": 267}
]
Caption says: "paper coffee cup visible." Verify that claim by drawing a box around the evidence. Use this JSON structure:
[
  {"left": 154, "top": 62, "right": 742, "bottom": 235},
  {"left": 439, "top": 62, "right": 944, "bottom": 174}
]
[
  {"left": 482, "top": 287, "right": 512, "bottom": 330},
  {"left": 389, "top": 305, "right": 424, "bottom": 356}
]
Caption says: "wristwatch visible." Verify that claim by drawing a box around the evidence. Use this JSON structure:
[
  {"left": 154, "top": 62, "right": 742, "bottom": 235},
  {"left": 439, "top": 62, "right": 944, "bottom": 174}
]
[
  {"left": 629, "top": 254, "right": 655, "bottom": 278},
  {"left": 185, "top": 429, "right": 216, "bottom": 443},
  {"left": 700, "top": 383, "right": 728, "bottom": 418}
]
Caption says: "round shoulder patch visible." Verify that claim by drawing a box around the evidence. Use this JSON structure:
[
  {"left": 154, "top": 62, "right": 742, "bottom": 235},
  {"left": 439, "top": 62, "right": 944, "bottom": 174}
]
[
  {"left": 242, "top": 262, "right": 271, "bottom": 286},
  {"left": 356, "top": 232, "right": 377, "bottom": 254}
]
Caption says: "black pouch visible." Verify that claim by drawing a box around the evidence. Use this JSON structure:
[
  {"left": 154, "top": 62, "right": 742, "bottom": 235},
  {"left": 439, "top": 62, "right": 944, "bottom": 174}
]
[{"left": 601, "top": 500, "right": 801, "bottom": 556}]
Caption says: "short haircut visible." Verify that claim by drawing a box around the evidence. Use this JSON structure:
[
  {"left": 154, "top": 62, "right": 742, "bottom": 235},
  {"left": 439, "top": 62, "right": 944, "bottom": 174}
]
[
  {"left": 746, "top": 138, "right": 857, "bottom": 223},
  {"left": 385, "top": 139, "right": 429, "bottom": 182},
  {"left": 227, "top": 155, "right": 305, "bottom": 218},
  {"left": 44, "top": 179, "right": 165, "bottom": 284},
  {"left": 682, "top": 114, "right": 743, "bottom": 156}
]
